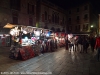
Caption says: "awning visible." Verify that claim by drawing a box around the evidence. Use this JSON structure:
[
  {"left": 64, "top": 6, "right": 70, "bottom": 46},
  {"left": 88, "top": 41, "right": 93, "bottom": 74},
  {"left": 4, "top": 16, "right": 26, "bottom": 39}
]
[{"left": 3, "top": 23, "right": 17, "bottom": 29}]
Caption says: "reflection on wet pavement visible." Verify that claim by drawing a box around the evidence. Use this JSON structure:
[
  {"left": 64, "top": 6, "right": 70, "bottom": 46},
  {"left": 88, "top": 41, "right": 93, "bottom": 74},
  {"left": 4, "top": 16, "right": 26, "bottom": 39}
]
[{"left": 0, "top": 47, "right": 100, "bottom": 75}]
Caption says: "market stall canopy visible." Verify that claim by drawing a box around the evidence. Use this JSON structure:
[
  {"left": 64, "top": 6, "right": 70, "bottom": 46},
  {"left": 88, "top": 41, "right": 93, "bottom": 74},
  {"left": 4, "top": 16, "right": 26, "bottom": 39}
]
[{"left": 3, "top": 23, "right": 17, "bottom": 28}]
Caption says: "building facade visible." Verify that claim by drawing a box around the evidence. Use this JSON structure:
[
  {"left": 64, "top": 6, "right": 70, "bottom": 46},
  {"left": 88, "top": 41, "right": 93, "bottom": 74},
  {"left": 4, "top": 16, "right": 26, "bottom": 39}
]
[
  {"left": 0, "top": 0, "right": 66, "bottom": 32},
  {"left": 0, "top": 0, "right": 37, "bottom": 27},
  {"left": 66, "top": 2, "right": 98, "bottom": 35},
  {"left": 36, "top": 0, "right": 66, "bottom": 32}
]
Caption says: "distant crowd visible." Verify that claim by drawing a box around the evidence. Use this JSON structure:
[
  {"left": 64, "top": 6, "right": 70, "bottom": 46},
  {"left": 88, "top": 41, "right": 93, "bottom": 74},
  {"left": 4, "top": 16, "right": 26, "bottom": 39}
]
[
  {"left": 65, "top": 35, "right": 100, "bottom": 61},
  {"left": 66, "top": 35, "right": 95, "bottom": 53}
]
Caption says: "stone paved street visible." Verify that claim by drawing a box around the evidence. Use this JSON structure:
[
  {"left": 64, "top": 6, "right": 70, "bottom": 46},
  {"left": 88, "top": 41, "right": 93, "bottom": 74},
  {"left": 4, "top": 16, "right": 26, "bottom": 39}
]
[{"left": 0, "top": 46, "right": 100, "bottom": 75}]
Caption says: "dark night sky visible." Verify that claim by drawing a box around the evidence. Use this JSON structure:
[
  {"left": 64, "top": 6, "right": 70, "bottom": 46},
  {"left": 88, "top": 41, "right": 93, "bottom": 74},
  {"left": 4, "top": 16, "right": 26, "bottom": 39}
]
[{"left": 47, "top": 0, "right": 100, "bottom": 13}]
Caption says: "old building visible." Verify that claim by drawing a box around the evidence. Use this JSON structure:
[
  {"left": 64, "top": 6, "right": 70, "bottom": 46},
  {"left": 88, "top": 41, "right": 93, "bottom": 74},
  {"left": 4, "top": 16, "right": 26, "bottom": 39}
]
[
  {"left": 36, "top": 0, "right": 66, "bottom": 32},
  {"left": 66, "top": 2, "right": 98, "bottom": 35},
  {"left": 0, "top": 0, "right": 66, "bottom": 32},
  {"left": 0, "top": 0, "right": 37, "bottom": 29}
]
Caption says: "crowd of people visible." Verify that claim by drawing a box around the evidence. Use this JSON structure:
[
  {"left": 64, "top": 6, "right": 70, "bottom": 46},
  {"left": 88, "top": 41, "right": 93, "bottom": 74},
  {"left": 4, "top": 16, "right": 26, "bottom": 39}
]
[{"left": 65, "top": 34, "right": 100, "bottom": 61}]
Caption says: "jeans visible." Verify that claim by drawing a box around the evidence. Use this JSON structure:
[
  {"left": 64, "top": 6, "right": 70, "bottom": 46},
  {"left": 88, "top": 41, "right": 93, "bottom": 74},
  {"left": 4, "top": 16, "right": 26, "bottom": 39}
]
[{"left": 97, "top": 47, "right": 100, "bottom": 61}]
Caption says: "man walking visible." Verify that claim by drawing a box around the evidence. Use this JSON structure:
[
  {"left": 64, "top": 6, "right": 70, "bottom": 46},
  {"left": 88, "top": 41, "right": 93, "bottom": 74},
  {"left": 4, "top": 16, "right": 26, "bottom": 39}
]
[{"left": 90, "top": 36, "right": 96, "bottom": 52}]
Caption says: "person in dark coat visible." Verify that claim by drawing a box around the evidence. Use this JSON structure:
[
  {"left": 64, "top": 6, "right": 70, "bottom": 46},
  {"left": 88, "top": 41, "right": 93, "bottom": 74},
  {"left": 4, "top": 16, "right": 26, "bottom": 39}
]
[
  {"left": 77, "top": 36, "right": 83, "bottom": 53},
  {"left": 95, "top": 36, "right": 100, "bottom": 61},
  {"left": 65, "top": 38, "right": 69, "bottom": 50},
  {"left": 90, "top": 36, "right": 96, "bottom": 52},
  {"left": 83, "top": 37, "right": 89, "bottom": 53}
]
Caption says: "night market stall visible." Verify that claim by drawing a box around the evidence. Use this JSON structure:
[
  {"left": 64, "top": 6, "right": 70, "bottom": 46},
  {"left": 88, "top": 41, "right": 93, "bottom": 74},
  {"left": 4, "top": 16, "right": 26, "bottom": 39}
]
[
  {"left": 9, "top": 26, "right": 35, "bottom": 60},
  {"left": 9, "top": 25, "right": 53, "bottom": 60}
]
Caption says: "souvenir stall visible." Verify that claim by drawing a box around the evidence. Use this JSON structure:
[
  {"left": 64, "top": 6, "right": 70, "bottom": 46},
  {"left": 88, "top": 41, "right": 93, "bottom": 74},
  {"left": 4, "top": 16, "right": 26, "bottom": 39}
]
[
  {"left": 55, "top": 32, "right": 65, "bottom": 48},
  {"left": 9, "top": 25, "right": 53, "bottom": 60},
  {"left": 9, "top": 26, "right": 38, "bottom": 60},
  {"left": 32, "top": 28, "right": 44, "bottom": 55}
]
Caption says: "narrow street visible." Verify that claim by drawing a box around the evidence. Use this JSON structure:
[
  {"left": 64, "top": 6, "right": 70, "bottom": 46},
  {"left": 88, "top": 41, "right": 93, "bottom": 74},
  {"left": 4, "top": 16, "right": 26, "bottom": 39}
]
[{"left": 0, "top": 47, "right": 100, "bottom": 75}]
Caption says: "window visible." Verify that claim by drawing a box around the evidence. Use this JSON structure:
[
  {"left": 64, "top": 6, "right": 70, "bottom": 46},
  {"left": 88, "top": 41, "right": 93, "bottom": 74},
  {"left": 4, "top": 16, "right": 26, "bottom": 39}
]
[
  {"left": 84, "top": 14, "right": 88, "bottom": 19},
  {"left": 62, "top": 17, "right": 64, "bottom": 24},
  {"left": 83, "top": 24, "right": 88, "bottom": 30},
  {"left": 48, "top": 15, "right": 51, "bottom": 23},
  {"left": 55, "top": 14, "right": 57, "bottom": 23},
  {"left": 45, "top": 11, "right": 47, "bottom": 20},
  {"left": 83, "top": 24, "right": 85, "bottom": 29},
  {"left": 86, "top": 24, "right": 88, "bottom": 30},
  {"left": 57, "top": 14, "right": 59, "bottom": 24},
  {"left": 52, "top": 13, "right": 54, "bottom": 23},
  {"left": 42, "top": 14, "right": 44, "bottom": 22},
  {"left": 77, "top": 16, "right": 80, "bottom": 23},
  {"left": 60, "top": 20, "right": 63, "bottom": 25},
  {"left": 78, "top": 25, "right": 80, "bottom": 29},
  {"left": 77, "top": 16, "right": 80, "bottom": 20},
  {"left": 13, "top": 17, "right": 18, "bottom": 24},
  {"left": 28, "top": 3, "right": 34, "bottom": 15},
  {"left": 86, "top": 24, "right": 88, "bottom": 29},
  {"left": 84, "top": 5, "right": 88, "bottom": 10},
  {"left": 12, "top": 12, "right": 18, "bottom": 24},
  {"left": 75, "top": 25, "right": 80, "bottom": 31},
  {"left": 55, "top": 13, "right": 59, "bottom": 24},
  {"left": 75, "top": 26, "right": 77, "bottom": 30},
  {"left": 10, "top": 0, "right": 20, "bottom": 10},
  {"left": 29, "top": 17, "right": 33, "bottom": 26},
  {"left": 68, "top": 26, "right": 72, "bottom": 30},
  {"left": 68, "top": 18, "right": 71, "bottom": 24},
  {"left": 77, "top": 8, "right": 79, "bottom": 12}
]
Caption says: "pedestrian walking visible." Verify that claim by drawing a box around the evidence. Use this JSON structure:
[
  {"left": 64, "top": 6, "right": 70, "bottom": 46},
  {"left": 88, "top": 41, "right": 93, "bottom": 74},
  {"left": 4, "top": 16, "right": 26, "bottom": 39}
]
[
  {"left": 74, "top": 36, "right": 78, "bottom": 51},
  {"left": 83, "top": 37, "right": 89, "bottom": 53},
  {"left": 65, "top": 38, "right": 69, "bottom": 50},
  {"left": 95, "top": 36, "right": 100, "bottom": 61},
  {"left": 89, "top": 36, "right": 96, "bottom": 52},
  {"left": 77, "top": 36, "right": 83, "bottom": 53}
]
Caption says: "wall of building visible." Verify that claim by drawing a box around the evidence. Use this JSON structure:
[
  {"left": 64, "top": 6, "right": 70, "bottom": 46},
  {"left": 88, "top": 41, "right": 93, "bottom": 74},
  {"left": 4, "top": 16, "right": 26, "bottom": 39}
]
[
  {"left": 0, "top": 0, "right": 37, "bottom": 27},
  {"left": 19, "top": 0, "right": 36, "bottom": 26},
  {"left": 66, "top": 2, "right": 98, "bottom": 34},
  {"left": 0, "top": 0, "right": 12, "bottom": 26},
  {"left": 36, "top": 0, "right": 66, "bottom": 32},
  {"left": 1, "top": 0, "right": 98, "bottom": 35}
]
